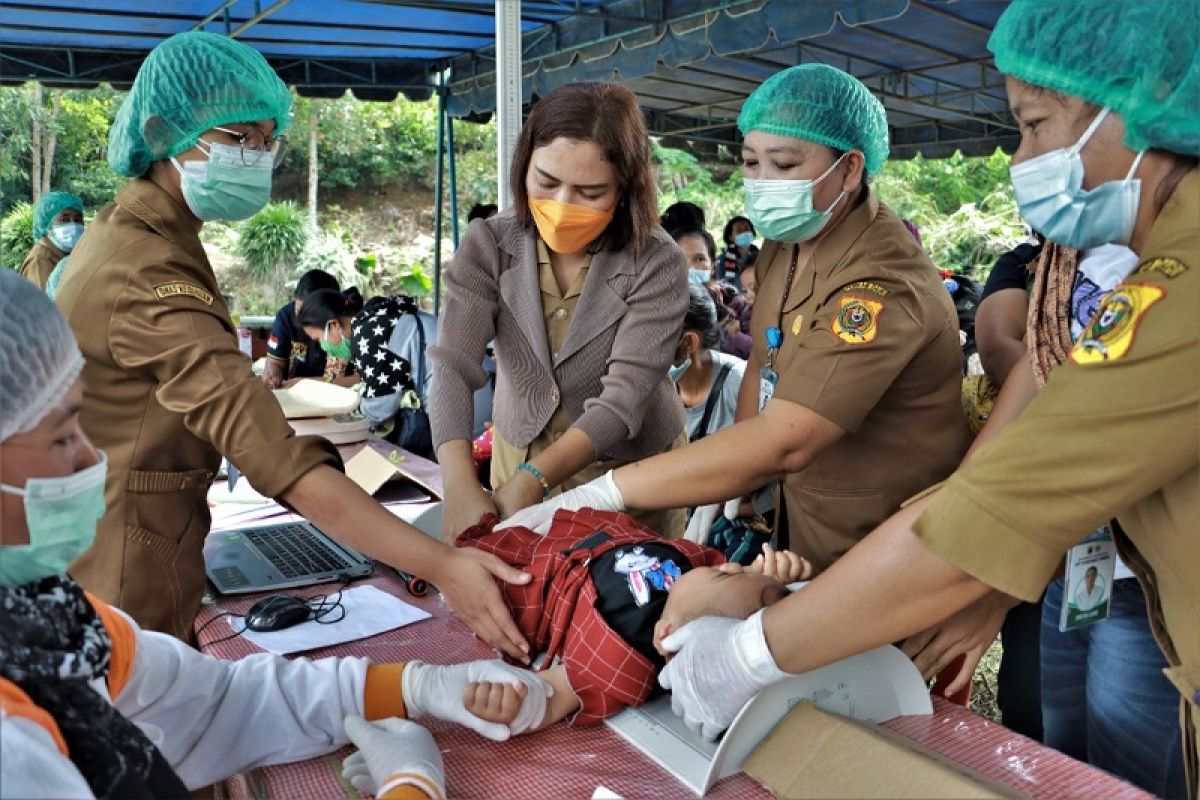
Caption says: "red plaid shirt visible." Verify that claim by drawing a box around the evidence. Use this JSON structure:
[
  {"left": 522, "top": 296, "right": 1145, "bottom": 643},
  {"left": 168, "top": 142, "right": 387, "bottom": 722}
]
[{"left": 457, "top": 509, "right": 724, "bottom": 725}]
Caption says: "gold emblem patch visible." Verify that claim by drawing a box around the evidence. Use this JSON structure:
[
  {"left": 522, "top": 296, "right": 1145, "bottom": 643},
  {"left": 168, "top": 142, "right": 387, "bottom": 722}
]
[
  {"left": 1135, "top": 257, "right": 1188, "bottom": 280},
  {"left": 1071, "top": 283, "right": 1165, "bottom": 365},
  {"left": 154, "top": 282, "right": 214, "bottom": 305},
  {"left": 831, "top": 295, "right": 883, "bottom": 344}
]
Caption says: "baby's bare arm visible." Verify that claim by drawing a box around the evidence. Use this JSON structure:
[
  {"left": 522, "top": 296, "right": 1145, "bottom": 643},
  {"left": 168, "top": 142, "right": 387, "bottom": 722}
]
[{"left": 463, "top": 665, "right": 580, "bottom": 733}]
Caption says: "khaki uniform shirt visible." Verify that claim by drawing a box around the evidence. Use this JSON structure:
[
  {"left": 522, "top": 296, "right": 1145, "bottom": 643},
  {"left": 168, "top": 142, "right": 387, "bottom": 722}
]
[
  {"left": 493, "top": 240, "right": 686, "bottom": 537},
  {"left": 56, "top": 179, "right": 339, "bottom": 639},
  {"left": 915, "top": 169, "right": 1200, "bottom": 796},
  {"left": 18, "top": 237, "right": 66, "bottom": 289},
  {"left": 750, "top": 192, "right": 970, "bottom": 572}
]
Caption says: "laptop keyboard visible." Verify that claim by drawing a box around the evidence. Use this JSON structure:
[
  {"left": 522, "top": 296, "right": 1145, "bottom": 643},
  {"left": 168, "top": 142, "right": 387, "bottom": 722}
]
[{"left": 245, "top": 524, "right": 352, "bottom": 579}]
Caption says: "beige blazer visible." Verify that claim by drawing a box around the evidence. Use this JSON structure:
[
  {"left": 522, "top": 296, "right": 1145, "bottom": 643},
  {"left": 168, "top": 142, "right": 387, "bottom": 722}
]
[{"left": 429, "top": 210, "right": 688, "bottom": 462}]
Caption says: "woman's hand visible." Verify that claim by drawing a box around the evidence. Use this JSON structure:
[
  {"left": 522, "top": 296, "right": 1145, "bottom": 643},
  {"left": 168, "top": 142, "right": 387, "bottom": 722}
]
[
  {"left": 430, "top": 547, "right": 533, "bottom": 663},
  {"left": 441, "top": 483, "right": 498, "bottom": 545},
  {"left": 900, "top": 589, "right": 1018, "bottom": 697},
  {"left": 492, "top": 471, "right": 546, "bottom": 521}
]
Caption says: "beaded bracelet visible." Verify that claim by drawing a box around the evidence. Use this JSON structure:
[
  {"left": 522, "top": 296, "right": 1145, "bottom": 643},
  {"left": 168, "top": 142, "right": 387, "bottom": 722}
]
[{"left": 516, "top": 461, "right": 551, "bottom": 497}]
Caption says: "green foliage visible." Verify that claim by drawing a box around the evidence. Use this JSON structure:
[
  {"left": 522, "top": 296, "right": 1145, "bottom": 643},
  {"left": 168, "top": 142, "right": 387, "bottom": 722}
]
[
  {"left": 653, "top": 140, "right": 745, "bottom": 243},
  {"left": 235, "top": 201, "right": 308, "bottom": 278},
  {"left": 874, "top": 148, "right": 1025, "bottom": 278},
  {"left": 0, "top": 202, "right": 35, "bottom": 270}
]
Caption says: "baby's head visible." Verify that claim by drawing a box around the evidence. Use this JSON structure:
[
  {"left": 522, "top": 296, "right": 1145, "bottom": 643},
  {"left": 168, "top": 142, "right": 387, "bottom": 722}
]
[{"left": 653, "top": 562, "right": 790, "bottom": 657}]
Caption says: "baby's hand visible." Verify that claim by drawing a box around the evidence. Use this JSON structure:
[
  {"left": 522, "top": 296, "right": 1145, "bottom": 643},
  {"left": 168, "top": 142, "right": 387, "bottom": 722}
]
[
  {"left": 749, "top": 543, "right": 812, "bottom": 583},
  {"left": 462, "top": 680, "right": 529, "bottom": 727}
]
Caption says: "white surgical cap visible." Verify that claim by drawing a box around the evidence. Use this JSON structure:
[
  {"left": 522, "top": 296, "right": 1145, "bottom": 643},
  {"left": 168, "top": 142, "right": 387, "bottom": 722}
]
[{"left": 0, "top": 271, "right": 85, "bottom": 441}]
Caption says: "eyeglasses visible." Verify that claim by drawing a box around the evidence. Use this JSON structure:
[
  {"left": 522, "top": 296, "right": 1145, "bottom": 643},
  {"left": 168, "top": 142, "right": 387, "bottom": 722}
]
[{"left": 211, "top": 126, "right": 288, "bottom": 169}]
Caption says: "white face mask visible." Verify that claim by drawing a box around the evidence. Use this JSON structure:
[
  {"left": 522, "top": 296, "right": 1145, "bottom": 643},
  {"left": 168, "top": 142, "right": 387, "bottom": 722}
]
[{"left": 49, "top": 222, "right": 84, "bottom": 252}]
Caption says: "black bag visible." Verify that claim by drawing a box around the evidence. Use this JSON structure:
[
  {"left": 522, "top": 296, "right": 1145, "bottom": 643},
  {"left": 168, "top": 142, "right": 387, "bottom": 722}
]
[{"left": 383, "top": 311, "right": 434, "bottom": 459}]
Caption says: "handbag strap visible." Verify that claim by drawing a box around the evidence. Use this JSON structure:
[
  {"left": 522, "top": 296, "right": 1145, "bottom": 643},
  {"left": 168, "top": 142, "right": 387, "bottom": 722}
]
[{"left": 695, "top": 362, "right": 733, "bottom": 441}]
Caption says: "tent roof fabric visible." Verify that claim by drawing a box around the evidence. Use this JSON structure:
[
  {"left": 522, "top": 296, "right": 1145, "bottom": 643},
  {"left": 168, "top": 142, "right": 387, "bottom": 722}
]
[{"left": 0, "top": 0, "right": 1017, "bottom": 158}]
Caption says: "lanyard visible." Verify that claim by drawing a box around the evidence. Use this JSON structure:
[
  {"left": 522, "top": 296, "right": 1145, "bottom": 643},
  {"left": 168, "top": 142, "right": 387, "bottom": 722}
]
[{"left": 765, "top": 245, "right": 802, "bottom": 367}]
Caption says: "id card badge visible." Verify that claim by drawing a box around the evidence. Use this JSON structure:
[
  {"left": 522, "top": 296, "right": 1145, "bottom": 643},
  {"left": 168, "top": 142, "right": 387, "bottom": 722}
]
[
  {"left": 759, "top": 326, "right": 783, "bottom": 411},
  {"left": 1060, "top": 524, "right": 1117, "bottom": 631}
]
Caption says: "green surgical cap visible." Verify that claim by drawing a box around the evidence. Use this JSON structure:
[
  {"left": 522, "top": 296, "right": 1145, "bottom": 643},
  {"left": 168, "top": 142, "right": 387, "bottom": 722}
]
[
  {"left": 989, "top": 0, "right": 1200, "bottom": 155},
  {"left": 108, "top": 31, "right": 292, "bottom": 178},
  {"left": 738, "top": 64, "right": 890, "bottom": 176},
  {"left": 33, "top": 191, "right": 84, "bottom": 240}
]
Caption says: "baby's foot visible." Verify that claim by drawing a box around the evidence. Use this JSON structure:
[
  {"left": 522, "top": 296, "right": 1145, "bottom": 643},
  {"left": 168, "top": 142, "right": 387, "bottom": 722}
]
[{"left": 463, "top": 680, "right": 529, "bottom": 726}]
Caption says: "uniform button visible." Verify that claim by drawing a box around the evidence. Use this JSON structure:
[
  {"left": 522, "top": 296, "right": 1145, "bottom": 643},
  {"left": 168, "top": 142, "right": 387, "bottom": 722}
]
[
  {"left": 550, "top": 387, "right": 560, "bottom": 404},
  {"left": 554, "top": 307, "right": 567, "bottom": 320}
]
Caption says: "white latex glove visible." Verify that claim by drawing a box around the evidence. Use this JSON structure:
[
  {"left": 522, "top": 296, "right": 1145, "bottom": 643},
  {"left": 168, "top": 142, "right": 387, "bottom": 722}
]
[
  {"left": 657, "top": 609, "right": 789, "bottom": 740},
  {"left": 342, "top": 715, "right": 445, "bottom": 800},
  {"left": 722, "top": 497, "right": 741, "bottom": 520},
  {"left": 683, "top": 503, "right": 719, "bottom": 543},
  {"left": 402, "top": 659, "right": 553, "bottom": 740},
  {"left": 495, "top": 470, "right": 625, "bottom": 534}
]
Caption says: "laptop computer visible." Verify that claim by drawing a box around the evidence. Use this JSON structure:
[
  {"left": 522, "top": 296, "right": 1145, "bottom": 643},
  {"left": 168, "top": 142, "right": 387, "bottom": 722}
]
[{"left": 204, "top": 520, "right": 373, "bottom": 594}]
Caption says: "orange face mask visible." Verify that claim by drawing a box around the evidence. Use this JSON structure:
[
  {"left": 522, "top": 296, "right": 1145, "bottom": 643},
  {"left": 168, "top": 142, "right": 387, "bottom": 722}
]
[{"left": 528, "top": 197, "right": 615, "bottom": 254}]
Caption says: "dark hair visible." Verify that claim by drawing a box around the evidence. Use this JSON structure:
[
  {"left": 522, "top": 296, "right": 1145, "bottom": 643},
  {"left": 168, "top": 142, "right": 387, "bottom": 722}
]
[
  {"left": 294, "top": 269, "right": 339, "bottom": 300},
  {"left": 721, "top": 215, "right": 756, "bottom": 246},
  {"left": 683, "top": 284, "right": 723, "bottom": 350},
  {"left": 297, "top": 287, "right": 364, "bottom": 328},
  {"left": 510, "top": 82, "right": 657, "bottom": 254},
  {"left": 661, "top": 201, "right": 705, "bottom": 234},
  {"left": 467, "top": 203, "right": 498, "bottom": 223},
  {"left": 671, "top": 226, "right": 716, "bottom": 262}
]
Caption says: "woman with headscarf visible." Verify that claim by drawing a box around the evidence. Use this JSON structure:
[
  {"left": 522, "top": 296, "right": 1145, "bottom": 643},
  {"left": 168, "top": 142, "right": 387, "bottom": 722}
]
[
  {"left": 53, "top": 32, "right": 532, "bottom": 662},
  {"left": 646, "top": 6, "right": 1200, "bottom": 793},
  {"left": 19, "top": 191, "right": 85, "bottom": 290},
  {"left": 0, "top": 270, "right": 551, "bottom": 800},
  {"left": 504, "top": 64, "right": 971, "bottom": 583}
]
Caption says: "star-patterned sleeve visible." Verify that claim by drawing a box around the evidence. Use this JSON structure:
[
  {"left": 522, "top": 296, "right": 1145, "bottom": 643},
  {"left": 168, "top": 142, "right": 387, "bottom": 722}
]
[{"left": 351, "top": 297, "right": 418, "bottom": 401}]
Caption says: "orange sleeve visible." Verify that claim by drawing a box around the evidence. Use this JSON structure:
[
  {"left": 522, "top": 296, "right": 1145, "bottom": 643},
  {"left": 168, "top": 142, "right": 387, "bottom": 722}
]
[
  {"left": 85, "top": 592, "right": 137, "bottom": 699},
  {"left": 364, "top": 663, "right": 407, "bottom": 720},
  {"left": 0, "top": 678, "right": 68, "bottom": 756},
  {"left": 380, "top": 784, "right": 435, "bottom": 800}
]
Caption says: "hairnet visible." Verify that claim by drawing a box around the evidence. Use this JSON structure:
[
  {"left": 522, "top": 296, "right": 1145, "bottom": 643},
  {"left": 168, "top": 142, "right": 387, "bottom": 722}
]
[
  {"left": 108, "top": 31, "right": 292, "bottom": 178},
  {"left": 0, "top": 271, "right": 85, "bottom": 441},
  {"left": 33, "top": 191, "right": 84, "bottom": 240},
  {"left": 989, "top": 0, "right": 1200, "bottom": 154},
  {"left": 738, "top": 64, "right": 890, "bottom": 176}
]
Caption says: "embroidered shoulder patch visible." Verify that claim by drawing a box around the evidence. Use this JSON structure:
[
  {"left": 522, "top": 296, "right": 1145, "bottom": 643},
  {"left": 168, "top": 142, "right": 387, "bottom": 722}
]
[
  {"left": 1071, "top": 283, "right": 1165, "bottom": 365},
  {"left": 841, "top": 280, "right": 889, "bottom": 297},
  {"left": 831, "top": 295, "right": 884, "bottom": 344},
  {"left": 1135, "top": 257, "right": 1188, "bottom": 280},
  {"left": 154, "top": 282, "right": 213, "bottom": 305}
]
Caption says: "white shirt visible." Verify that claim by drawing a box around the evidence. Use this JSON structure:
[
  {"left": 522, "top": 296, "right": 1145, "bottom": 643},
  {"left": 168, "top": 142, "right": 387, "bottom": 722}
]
[
  {"left": 1074, "top": 577, "right": 1108, "bottom": 612},
  {"left": 683, "top": 350, "right": 745, "bottom": 440}
]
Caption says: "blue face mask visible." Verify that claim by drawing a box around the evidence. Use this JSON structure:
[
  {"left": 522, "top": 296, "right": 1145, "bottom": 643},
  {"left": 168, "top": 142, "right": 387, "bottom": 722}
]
[
  {"left": 172, "top": 140, "right": 273, "bottom": 222},
  {"left": 687, "top": 268, "right": 711, "bottom": 284},
  {"left": 0, "top": 452, "right": 107, "bottom": 587},
  {"left": 734, "top": 231, "right": 754, "bottom": 248},
  {"left": 668, "top": 357, "right": 692, "bottom": 383},
  {"left": 1010, "top": 107, "right": 1145, "bottom": 250},
  {"left": 743, "top": 152, "right": 848, "bottom": 243},
  {"left": 49, "top": 222, "right": 84, "bottom": 252}
]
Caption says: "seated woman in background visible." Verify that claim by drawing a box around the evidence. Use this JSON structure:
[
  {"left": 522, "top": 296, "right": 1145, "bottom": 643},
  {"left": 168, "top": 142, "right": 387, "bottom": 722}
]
[
  {"left": 299, "top": 288, "right": 436, "bottom": 456},
  {"left": 263, "top": 269, "right": 340, "bottom": 388}
]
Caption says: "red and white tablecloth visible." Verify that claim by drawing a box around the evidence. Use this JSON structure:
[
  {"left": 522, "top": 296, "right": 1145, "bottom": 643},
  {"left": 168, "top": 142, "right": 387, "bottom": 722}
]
[{"left": 198, "top": 570, "right": 1148, "bottom": 800}]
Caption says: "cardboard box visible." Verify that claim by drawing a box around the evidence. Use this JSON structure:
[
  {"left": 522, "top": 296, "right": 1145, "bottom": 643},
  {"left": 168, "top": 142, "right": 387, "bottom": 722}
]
[{"left": 743, "top": 702, "right": 1024, "bottom": 799}]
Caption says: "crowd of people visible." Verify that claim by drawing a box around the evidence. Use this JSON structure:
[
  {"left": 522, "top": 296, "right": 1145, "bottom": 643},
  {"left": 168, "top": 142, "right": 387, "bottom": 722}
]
[{"left": 1, "top": 0, "right": 1196, "bottom": 797}]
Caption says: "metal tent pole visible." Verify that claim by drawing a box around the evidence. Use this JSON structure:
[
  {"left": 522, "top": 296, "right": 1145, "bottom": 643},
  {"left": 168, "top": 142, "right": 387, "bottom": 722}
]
[
  {"left": 447, "top": 107, "right": 460, "bottom": 248},
  {"left": 495, "top": 0, "right": 522, "bottom": 210},
  {"left": 433, "top": 87, "right": 446, "bottom": 315}
]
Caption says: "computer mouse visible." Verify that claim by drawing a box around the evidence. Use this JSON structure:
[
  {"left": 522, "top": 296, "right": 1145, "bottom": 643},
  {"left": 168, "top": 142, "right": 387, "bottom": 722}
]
[{"left": 245, "top": 594, "right": 312, "bottom": 632}]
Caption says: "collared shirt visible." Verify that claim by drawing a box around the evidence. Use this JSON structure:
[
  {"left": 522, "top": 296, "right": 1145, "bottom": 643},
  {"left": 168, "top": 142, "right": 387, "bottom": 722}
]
[
  {"left": 750, "top": 191, "right": 971, "bottom": 574},
  {"left": 914, "top": 169, "right": 1200, "bottom": 791},
  {"left": 266, "top": 301, "right": 327, "bottom": 379},
  {"left": 18, "top": 237, "right": 67, "bottom": 289}
]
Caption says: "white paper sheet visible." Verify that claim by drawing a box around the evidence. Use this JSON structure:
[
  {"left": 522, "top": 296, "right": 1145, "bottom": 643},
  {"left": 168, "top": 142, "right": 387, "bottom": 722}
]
[
  {"left": 605, "top": 645, "right": 932, "bottom": 797},
  {"left": 227, "top": 584, "right": 431, "bottom": 655}
]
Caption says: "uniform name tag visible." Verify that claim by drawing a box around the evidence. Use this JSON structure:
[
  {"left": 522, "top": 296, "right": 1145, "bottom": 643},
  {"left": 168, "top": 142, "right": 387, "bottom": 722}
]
[
  {"left": 1060, "top": 525, "right": 1117, "bottom": 631},
  {"left": 154, "top": 282, "right": 214, "bottom": 305}
]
